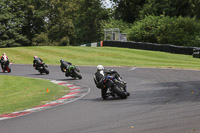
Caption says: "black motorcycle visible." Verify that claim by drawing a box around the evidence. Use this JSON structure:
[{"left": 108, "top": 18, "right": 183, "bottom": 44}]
[
  {"left": 61, "top": 65, "right": 82, "bottom": 79},
  {"left": 1, "top": 61, "right": 11, "bottom": 73},
  {"left": 102, "top": 75, "right": 129, "bottom": 99},
  {"left": 35, "top": 62, "right": 49, "bottom": 74}
]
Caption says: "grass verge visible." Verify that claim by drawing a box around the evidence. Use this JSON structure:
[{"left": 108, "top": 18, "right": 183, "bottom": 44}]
[
  {"left": 0, "top": 46, "right": 199, "bottom": 114},
  {"left": 0, "top": 75, "right": 69, "bottom": 115},
  {"left": 0, "top": 46, "right": 200, "bottom": 69}
]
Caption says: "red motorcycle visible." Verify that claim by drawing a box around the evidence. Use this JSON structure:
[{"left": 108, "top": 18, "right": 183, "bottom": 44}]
[{"left": 1, "top": 61, "right": 11, "bottom": 73}]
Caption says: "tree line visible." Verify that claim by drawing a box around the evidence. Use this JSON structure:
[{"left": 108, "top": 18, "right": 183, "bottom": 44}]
[{"left": 1, "top": 0, "right": 200, "bottom": 47}]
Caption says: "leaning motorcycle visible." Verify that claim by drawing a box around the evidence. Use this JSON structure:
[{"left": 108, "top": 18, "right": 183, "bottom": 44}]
[
  {"left": 102, "top": 75, "right": 129, "bottom": 99},
  {"left": 1, "top": 61, "right": 11, "bottom": 73},
  {"left": 35, "top": 62, "right": 49, "bottom": 74},
  {"left": 61, "top": 65, "right": 82, "bottom": 79}
]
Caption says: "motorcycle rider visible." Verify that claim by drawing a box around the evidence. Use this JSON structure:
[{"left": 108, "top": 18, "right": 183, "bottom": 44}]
[
  {"left": 33, "top": 56, "right": 43, "bottom": 70},
  {"left": 94, "top": 65, "right": 128, "bottom": 99},
  {"left": 60, "top": 59, "right": 72, "bottom": 76},
  {"left": 1, "top": 52, "right": 9, "bottom": 72}
]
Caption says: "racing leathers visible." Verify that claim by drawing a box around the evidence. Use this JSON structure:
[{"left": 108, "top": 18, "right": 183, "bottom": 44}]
[
  {"left": 33, "top": 57, "right": 43, "bottom": 70},
  {"left": 1, "top": 55, "right": 9, "bottom": 71},
  {"left": 60, "top": 59, "right": 72, "bottom": 75}
]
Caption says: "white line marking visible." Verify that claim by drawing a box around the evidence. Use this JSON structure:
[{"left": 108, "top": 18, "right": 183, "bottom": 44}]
[{"left": 130, "top": 67, "right": 137, "bottom": 71}]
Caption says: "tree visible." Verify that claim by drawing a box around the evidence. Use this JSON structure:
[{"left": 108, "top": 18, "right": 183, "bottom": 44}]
[
  {"left": 128, "top": 15, "right": 200, "bottom": 46},
  {"left": 21, "top": 0, "right": 49, "bottom": 46},
  {"left": 0, "top": 0, "right": 110, "bottom": 47},
  {"left": 47, "top": 0, "right": 80, "bottom": 45},
  {"left": 111, "top": 0, "right": 200, "bottom": 23},
  {"left": 75, "top": 0, "right": 109, "bottom": 44},
  {"left": 139, "top": 0, "right": 200, "bottom": 19},
  {"left": 111, "top": 0, "right": 146, "bottom": 23},
  {"left": 0, "top": 0, "right": 28, "bottom": 47}
]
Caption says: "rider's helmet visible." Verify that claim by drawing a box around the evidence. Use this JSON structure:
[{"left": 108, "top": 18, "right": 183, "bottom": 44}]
[
  {"left": 60, "top": 59, "right": 64, "bottom": 63},
  {"left": 34, "top": 56, "right": 38, "bottom": 59},
  {"left": 2, "top": 53, "right": 7, "bottom": 61},
  {"left": 97, "top": 65, "right": 104, "bottom": 71}
]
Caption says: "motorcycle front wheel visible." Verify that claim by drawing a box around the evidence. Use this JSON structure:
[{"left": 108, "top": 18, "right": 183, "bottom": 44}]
[
  {"left": 101, "top": 88, "right": 108, "bottom": 100},
  {"left": 112, "top": 85, "right": 127, "bottom": 99},
  {"left": 74, "top": 70, "right": 82, "bottom": 79},
  {"left": 44, "top": 67, "right": 49, "bottom": 74},
  {"left": 7, "top": 65, "right": 11, "bottom": 73}
]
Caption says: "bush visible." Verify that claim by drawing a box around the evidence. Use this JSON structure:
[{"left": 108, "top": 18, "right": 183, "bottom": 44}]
[
  {"left": 128, "top": 15, "right": 200, "bottom": 47},
  {"left": 32, "top": 32, "right": 49, "bottom": 46},
  {"left": 59, "top": 36, "right": 70, "bottom": 46}
]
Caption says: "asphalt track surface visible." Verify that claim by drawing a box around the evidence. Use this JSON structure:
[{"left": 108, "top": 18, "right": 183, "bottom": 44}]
[{"left": 0, "top": 64, "right": 200, "bottom": 133}]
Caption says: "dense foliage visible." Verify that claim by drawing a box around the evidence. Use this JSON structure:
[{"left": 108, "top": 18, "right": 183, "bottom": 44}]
[
  {"left": 111, "top": 0, "right": 200, "bottom": 46},
  {"left": 112, "top": 0, "right": 200, "bottom": 23},
  {"left": 128, "top": 15, "right": 200, "bottom": 46},
  {"left": 1, "top": 0, "right": 200, "bottom": 47},
  {"left": 0, "top": 0, "right": 109, "bottom": 47}
]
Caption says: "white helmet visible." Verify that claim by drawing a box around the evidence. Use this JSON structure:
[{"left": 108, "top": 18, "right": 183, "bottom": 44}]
[{"left": 97, "top": 65, "right": 104, "bottom": 71}]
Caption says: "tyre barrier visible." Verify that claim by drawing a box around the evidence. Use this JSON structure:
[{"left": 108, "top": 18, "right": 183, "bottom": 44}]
[
  {"left": 102, "top": 41, "right": 196, "bottom": 56},
  {"left": 193, "top": 48, "right": 200, "bottom": 58}
]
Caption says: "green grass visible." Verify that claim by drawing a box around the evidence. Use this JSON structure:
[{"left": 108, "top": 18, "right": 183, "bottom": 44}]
[
  {"left": 1, "top": 46, "right": 200, "bottom": 69},
  {"left": 0, "top": 46, "right": 199, "bottom": 114},
  {"left": 0, "top": 75, "right": 69, "bottom": 115}
]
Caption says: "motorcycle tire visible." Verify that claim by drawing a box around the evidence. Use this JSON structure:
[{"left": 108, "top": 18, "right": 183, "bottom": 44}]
[
  {"left": 9, "top": 65, "right": 11, "bottom": 72},
  {"left": 101, "top": 88, "right": 108, "bottom": 100},
  {"left": 65, "top": 72, "right": 69, "bottom": 77},
  {"left": 45, "top": 69, "right": 49, "bottom": 74},
  {"left": 39, "top": 70, "right": 43, "bottom": 74},
  {"left": 7, "top": 66, "right": 11, "bottom": 73},
  {"left": 44, "top": 67, "right": 49, "bottom": 74},
  {"left": 112, "top": 85, "right": 128, "bottom": 99},
  {"left": 74, "top": 70, "right": 82, "bottom": 79}
]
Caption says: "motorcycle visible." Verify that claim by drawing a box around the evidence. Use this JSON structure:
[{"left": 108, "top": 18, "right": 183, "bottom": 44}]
[
  {"left": 35, "top": 62, "right": 49, "bottom": 74},
  {"left": 102, "top": 75, "right": 130, "bottom": 99},
  {"left": 61, "top": 65, "right": 82, "bottom": 79},
  {"left": 1, "top": 61, "right": 11, "bottom": 73}
]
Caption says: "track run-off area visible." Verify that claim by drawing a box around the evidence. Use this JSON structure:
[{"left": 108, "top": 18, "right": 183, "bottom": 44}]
[{"left": 0, "top": 64, "right": 200, "bottom": 133}]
